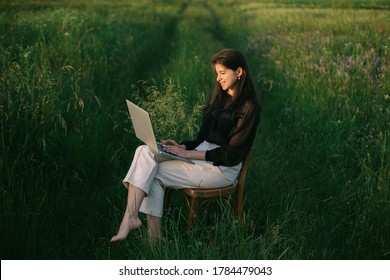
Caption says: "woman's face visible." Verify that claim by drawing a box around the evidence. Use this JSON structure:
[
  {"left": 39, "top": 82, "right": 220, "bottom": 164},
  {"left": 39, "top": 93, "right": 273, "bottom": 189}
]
[{"left": 214, "top": 63, "right": 240, "bottom": 96}]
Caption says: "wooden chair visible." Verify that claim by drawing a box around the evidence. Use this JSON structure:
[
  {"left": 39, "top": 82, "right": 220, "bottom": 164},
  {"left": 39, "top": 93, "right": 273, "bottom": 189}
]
[{"left": 164, "top": 135, "right": 257, "bottom": 227}]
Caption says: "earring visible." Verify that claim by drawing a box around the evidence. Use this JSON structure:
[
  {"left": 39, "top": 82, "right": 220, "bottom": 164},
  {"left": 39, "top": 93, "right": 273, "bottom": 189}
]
[{"left": 238, "top": 76, "right": 241, "bottom": 80}]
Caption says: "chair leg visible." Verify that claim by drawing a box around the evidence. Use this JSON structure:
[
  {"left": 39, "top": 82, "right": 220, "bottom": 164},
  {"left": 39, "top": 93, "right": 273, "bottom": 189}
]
[
  {"left": 235, "top": 190, "right": 244, "bottom": 219},
  {"left": 164, "top": 188, "right": 172, "bottom": 209},
  {"left": 234, "top": 199, "right": 243, "bottom": 219},
  {"left": 187, "top": 197, "right": 201, "bottom": 228},
  {"left": 235, "top": 203, "right": 243, "bottom": 219}
]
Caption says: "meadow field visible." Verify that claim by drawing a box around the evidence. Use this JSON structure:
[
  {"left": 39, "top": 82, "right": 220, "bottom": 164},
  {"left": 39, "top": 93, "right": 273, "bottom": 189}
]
[{"left": 0, "top": 0, "right": 389, "bottom": 259}]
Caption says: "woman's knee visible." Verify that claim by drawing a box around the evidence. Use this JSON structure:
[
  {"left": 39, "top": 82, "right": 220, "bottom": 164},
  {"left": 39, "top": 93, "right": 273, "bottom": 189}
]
[
  {"left": 136, "top": 144, "right": 150, "bottom": 153},
  {"left": 135, "top": 145, "right": 155, "bottom": 158}
]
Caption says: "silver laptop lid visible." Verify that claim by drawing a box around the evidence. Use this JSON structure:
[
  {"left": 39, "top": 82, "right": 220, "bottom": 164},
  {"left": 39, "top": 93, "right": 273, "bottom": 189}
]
[{"left": 126, "top": 99, "right": 158, "bottom": 152}]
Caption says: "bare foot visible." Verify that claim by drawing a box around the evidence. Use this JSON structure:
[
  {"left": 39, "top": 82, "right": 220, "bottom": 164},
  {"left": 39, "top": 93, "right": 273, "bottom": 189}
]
[{"left": 111, "top": 215, "right": 142, "bottom": 242}]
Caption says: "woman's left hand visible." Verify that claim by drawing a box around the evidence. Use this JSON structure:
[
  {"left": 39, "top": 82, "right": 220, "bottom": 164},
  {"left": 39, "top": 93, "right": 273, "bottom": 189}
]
[
  {"left": 163, "top": 145, "right": 188, "bottom": 158},
  {"left": 161, "top": 140, "right": 206, "bottom": 161}
]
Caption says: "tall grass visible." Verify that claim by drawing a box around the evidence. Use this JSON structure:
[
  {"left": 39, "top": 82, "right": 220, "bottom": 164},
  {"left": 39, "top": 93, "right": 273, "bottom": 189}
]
[
  {"left": 0, "top": 0, "right": 389, "bottom": 259},
  {"left": 215, "top": 2, "right": 389, "bottom": 258},
  {"left": 1, "top": 0, "right": 190, "bottom": 258}
]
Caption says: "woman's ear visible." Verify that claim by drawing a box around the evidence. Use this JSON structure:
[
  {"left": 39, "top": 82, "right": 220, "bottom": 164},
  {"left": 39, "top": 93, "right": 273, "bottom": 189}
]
[{"left": 236, "top": 67, "right": 243, "bottom": 79}]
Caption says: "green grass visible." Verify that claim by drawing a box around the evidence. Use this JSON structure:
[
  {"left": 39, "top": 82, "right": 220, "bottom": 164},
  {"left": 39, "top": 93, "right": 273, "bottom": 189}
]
[{"left": 0, "top": 0, "right": 389, "bottom": 259}]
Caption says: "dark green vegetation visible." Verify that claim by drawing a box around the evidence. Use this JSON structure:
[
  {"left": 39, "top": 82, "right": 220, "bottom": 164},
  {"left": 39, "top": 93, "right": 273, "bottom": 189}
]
[{"left": 1, "top": 0, "right": 389, "bottom": 259}]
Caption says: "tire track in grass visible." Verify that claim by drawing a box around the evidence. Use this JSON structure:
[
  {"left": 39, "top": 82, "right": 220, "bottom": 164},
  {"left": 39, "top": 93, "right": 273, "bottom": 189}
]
[
  {"left": 203, "top": 0, "right": 224, "bottom": 45},
  {"left": 131, "top": 2, "right": 190, "bottom": 82},
  {"left": 149, "top": 0, "right": 229, "bottom": 83}
]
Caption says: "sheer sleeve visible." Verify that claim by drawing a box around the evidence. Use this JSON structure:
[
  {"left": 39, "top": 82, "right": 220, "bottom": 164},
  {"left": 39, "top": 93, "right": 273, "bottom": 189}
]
[
  {"left": 180, "top": 136, "right": 204, "bottom": 151},
  {"left": 205, "top": 100, "right": 260, "bottom": 166}
]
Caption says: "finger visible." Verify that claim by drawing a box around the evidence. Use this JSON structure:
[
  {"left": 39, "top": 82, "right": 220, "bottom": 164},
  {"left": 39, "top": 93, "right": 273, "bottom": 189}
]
[{"left": 166, "top": 139, "right": 178, "bottom": 146}]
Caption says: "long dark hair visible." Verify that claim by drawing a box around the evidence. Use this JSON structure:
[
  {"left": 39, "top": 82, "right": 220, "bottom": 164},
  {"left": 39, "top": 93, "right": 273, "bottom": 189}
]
[{"left": 205, "top": 48, "right": 260, "bottom": 115}]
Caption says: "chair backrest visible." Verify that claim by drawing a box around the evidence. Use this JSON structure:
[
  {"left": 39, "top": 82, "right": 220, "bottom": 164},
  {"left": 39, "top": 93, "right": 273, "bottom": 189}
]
[{"left": 235, "top": 131, "right": 257, "bottom": 217}]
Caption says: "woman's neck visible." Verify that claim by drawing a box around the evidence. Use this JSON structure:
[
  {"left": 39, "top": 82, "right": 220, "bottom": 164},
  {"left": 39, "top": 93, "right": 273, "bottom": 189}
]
[{"left": 227, "top": 88, "right": 236, "bottom": 96}]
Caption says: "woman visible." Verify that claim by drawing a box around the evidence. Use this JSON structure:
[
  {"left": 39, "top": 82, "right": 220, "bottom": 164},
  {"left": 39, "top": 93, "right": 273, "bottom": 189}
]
[{"left": 111, "top": 48, "right": 260, "bottom": 242}]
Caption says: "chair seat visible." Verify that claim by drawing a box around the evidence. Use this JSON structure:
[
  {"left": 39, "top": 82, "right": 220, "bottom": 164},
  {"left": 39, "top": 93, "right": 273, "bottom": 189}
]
[
  {"left": 181, "top": 183, "right": 237, "bottom": 198},
  {"left": 164, "top": 129, "right": 257, "bottom": 227}
]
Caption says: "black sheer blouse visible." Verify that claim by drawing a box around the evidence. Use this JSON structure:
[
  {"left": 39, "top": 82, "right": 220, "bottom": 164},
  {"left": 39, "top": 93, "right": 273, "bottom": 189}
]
[{"left": 181, "top": 99, "right": 260, "bottom": 167}]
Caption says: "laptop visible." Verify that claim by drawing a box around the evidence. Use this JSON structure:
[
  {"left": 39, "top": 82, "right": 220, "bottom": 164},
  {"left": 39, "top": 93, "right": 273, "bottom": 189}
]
[{"left": 126, "top": 99, "right": 194, "bottom": 164}]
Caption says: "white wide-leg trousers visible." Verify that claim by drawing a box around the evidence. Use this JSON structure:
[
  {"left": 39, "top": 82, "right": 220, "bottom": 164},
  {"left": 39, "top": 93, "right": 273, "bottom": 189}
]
[{"left": 122, "top": 142, "right": 241, "bottom": 218}]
